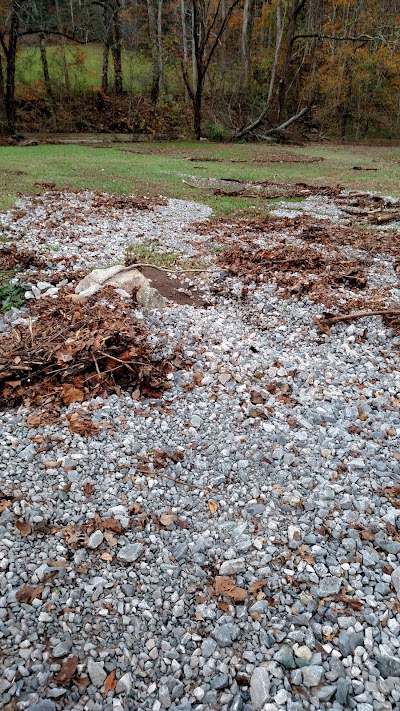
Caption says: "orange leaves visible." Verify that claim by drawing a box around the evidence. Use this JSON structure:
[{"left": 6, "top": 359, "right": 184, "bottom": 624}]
[
  {"left": 208, "top": 499, "right": 218, "bottom": 514},
  {"left": 62, "top": 384, "right": 84, "bottom": 406},
  {"left": 104, "top": 670, "right": 116, "bottom": 697}
]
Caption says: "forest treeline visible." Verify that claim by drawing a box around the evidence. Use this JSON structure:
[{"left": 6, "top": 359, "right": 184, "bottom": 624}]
[{"left": 1, "top": 0, "right": 400, "bottom": 140}]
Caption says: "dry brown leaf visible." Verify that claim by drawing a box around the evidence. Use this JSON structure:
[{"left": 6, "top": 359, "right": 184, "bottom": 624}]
[
  {"left": 102, "top": 517, "right": 122, "bottom": 533},
  {"left": 62, "top": 384, "right": 84, "bottom": 406},
  {"left": 74, "top": 676, "right": 90, "bottom": 687},
  {"left": 176, "top": 518, "right": 190, "bottom": 529},
  {"left": 249, "top": 580, "right": 269, "bottom": 594},
  {"left": 48, "top": 559, "right": 67, "bottom": 567},
  {"left": 250, "top": 611, "right": 262, "bottom": 621},
  {"left": 215, "top": 576, "right": 247, "bottom": 603},
  {"left": 54, "top": 655, "right": 78, "bottom": 684},
  {"left": 100, "top": 552, "right": 113, "bottom": 562},
  {"left": 217, "top": 599, "right": 233, "bottom": 615},
  {"left": 299, "top": 544, "right": 315, "bottom": 565},
  {"left": 129, "top": 502, "right": 142, "bottom": 514},
  {"left": 44, "top": 460, "right": 61, "bottom": 469},
  {"left": 208, "top": 499, "right": 218, "bottom": 514},
  {"left": 104, "top": 531, "right": 118, "bottom": 547},
  {"left": 250, "top": 390, "right": 265, "bottom": 405},
  {"left": 193, "top": 373, "right": 203, "bottom": 386},
  {"left": 16, "top": 583, "right": 44, "bottom": 604},
  {"left": 0, "top": 500, "right": 12, "bottom": 513},
  {"left": 83, "top": 483, "right": 94, "bottom": 497},
  {"left": 160, "top": 512, "right": 177, "bottom": 526},
  {"left": 360, "top": 529, "right": 376, "bottom": 542},
  {"left": 104, "top": 669, "right": 116, "bottom": 696},
  {"left": 15, "top": 519, "right": 32, "bottom": 537}
]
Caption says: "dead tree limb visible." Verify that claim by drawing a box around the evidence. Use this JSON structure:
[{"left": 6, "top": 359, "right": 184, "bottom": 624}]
[{"left": 313, "top": 309, "right": 400, "bottom": 332}]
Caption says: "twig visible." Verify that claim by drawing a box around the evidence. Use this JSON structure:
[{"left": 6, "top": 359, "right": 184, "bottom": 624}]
[
  {"left": 92, "top": 355, "right": 102, "bottom": 378},
  {"left": 313, "top": 309, "right": 400, "bottom": 331},
  {"left": 128, "top": 262, "right": 213, "bottom": 274}
]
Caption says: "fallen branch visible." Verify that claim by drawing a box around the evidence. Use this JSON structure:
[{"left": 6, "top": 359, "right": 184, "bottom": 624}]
[{"left": 313, "top": 309, "right": 400, "bottom": 332}]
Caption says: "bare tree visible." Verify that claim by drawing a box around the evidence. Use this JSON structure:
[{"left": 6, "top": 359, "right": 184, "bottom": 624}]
[{"left": 181, "top": 0, "right": 243, "bottom": 139}]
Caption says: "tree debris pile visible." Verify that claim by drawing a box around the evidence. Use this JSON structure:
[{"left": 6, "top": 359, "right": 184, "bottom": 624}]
[
  {"left": 218, "top": 244, "right": 368, "bottom": 301},
  {"left": 212, "top": 181, "right": 344, "bottom": 200},
  {"left": 196, "top": 211, "right": 400, "bottom": 260},
  {"left": 0, "top": 288, "right": 179, "bottom": 410},
  {"left": 0, "top": 244, "right": 46, "bottom": 273}
]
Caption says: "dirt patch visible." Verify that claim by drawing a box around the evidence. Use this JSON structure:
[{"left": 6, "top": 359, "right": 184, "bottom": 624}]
[
  {"left": 0, "top": 287, "right": 185, "bottom": 412},
  {"left": 140, "top": 266, "right": 208, "bottom": 307},
  {"left": 1, "top": 169, "right": 27, "bottom": 176}
]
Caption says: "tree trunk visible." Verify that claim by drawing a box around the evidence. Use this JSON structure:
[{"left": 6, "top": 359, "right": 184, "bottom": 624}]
[
  {"left": 0, "top": 53, "right": 6, "bottom": 135},
  {"left": 39, "top": 34, "right": 53, "bottom": 99},
  {"left": 54, "top": 0, "right": 71, "bottom": 94},
  {"left": 101, "top": 2, "right": 112, "bottom": 93},
  {"left": 147, "top": 0, "right": 161, "bottom": 103},
  {"left": 193, "top": 85, "right": 202, "bottom": 139},
  {"left": 39, "top": 33, "right": 57, "bottom": 129},
  {"left": 5, "top": 0, "right": 19, "bottom": 133},
  {"left": 111, "top": 7, "right": 123, "bottom": 95},
  {"left": 277, "top": 0, "right": 307, "bottom": 122},
  {"left": 180, "top": 0, "right": 189, "bottom": 101},
  {"left": 241, "top": 0, "right": 255, "bottom": 86}
]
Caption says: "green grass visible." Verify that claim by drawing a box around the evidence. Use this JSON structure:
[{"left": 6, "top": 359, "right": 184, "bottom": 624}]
[
  {"left": 0, "top": 142, "right": 399, "bottom": 214},
  {"left": 15, "top": 44, "right": 180, "bottom": 95}
]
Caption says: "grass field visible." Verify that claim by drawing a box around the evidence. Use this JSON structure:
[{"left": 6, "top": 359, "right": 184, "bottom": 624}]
[
  {"left": 15, "top": 44, "right": 180, "bottom": 96},
  {"left": 0, "top": 141, "right": 399, "bottom": 214}
]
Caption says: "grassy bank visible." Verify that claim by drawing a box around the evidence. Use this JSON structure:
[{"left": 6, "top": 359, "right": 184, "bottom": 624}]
[{"left": 0, "top": 141, "right": 399, "bottom": 213}]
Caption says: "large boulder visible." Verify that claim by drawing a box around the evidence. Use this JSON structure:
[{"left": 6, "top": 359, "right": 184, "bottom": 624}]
[{"left": 75, "top": 265, "right": 149, "bottom": 298}]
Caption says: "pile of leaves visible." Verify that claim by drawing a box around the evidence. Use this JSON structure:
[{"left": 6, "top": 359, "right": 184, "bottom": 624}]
[
  {"left": 218, "top": 244, "right": 368, "bottom": 298},
  {"left": 0, "top": 243, "right": 45, "bottom": 272},
  {"left": 212, "top": 181, "right": 344, "bottom": 200},
  {"left": 0, "top": 288, "right": 180, "bottom": 409}
]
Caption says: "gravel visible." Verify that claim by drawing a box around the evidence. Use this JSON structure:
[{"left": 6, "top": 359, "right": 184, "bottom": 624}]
[{"left": 0, "top": 190, "right": 400, "bottom": 710}]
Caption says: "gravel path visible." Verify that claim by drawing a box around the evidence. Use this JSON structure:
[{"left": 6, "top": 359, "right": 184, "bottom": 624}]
[{"left": 0, "top": 191, "right": 400, "bottom": 711}]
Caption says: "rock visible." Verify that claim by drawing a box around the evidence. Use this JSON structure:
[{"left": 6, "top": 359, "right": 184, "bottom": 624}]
[
  {"left": 201, "top": 638, "right": 217, "bottom": 658},
  {"left": 37, "top": 281, "right": 52, "bottom": 292},
  {"left": 190, "top": 414, "right": 202, "bottom": 429},
  {"left": 136, "top": 286, "right": 166, "bottom": 311},
  {"left": 274, "top": 645, "right": 295, "bottom": 670},
  {"left": 219, "top": 558, "right": 246, "bottom": 575},
  {"left": 116, "top": 672, "right": 132, "bottom": 694},
  {"left": 337, "top": 630, "right": 364, "bottom": 657},
  {"left": 75, "top": 265, "right": 149, "bottom": 298},
  {"left": 210, "top": 673, "right": 229, "bottom": 689},
  {"left": 212, "top": 623, "right": 240, "bottom": 647},
  {"left": 377, "top": 654, "right": 400, "bottom": 678},
  {"left": 117, "top": 543, "right": 144, "bottom": 563},
  {"left": 87, "top": 659, "right": 107, "bottom": 687},
  {"left": 335, "top": 677, "right": 351, "bottom": 705},
  {"left": 294, "top": 645, "right": 313, "bottom": 663},
  {"left": 302, "top": 665, "right": 324, "bottom": 688},
  {"left": 230, "top": 694, "right": 244, "bottom": 711},
  {"left": 159, "top": 684, "right": 171, "bottom": 708},
  {"left": 87, "top": 530, "right": 104, "bottom": 549},
  {"left": 315, "top": 576, "right": 342, "bottom": 598},
  {"left": 27, "top": 703, "right": 56, "bottom": 711},
  {"left": 52, "top": 639, "right": 72, "bottom": 658},
  {"left": 316, "top": 685, "right": 337, "bottom": 701},
  {"left": 288, "top": 525, "right": 301, "bottom": 542},
  {"left": 391, "top": 567, "right": 400, "bottom": 600},
  {"left": 250, "top": 667, "right": 270, "bottom": 709}
]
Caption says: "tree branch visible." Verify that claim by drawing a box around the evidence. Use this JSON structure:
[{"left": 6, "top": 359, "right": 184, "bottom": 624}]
[{"left": 292, "top": 32, "right": 394, "bottom": 43}]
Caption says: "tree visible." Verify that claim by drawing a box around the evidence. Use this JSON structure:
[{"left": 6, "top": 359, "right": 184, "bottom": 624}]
[{"left": 181, "top": 0, "right": 243, "bottom": 139}]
